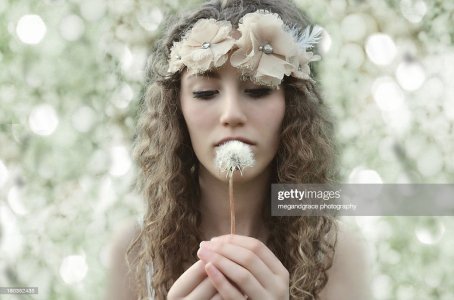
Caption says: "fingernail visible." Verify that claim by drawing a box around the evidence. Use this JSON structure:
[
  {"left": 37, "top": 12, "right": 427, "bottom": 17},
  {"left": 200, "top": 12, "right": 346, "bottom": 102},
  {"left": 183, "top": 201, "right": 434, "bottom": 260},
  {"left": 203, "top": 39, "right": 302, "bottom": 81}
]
[{"left": 199, "top": 241, "right": 206, "bottom": 248}]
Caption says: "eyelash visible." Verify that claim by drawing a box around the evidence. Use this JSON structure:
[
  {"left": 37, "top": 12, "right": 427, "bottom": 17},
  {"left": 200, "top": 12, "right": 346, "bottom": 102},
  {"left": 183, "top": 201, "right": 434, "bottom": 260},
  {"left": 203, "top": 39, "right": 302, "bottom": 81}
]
[
  {"left": 192, "top": 88, "right": 273, "bottom": 100},
  {"left": 245, "top": 88, "right": 273, "bottom": 98},
  {"left": 192, "top": 90, "right": 219, "bottom": 100}
]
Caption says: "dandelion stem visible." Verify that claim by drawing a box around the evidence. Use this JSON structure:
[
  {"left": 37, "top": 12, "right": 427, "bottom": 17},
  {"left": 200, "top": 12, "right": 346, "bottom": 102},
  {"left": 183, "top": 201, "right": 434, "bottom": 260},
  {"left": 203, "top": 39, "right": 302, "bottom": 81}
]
[{"left": 229, "top": 173, "right": 235, "bottom": 235}]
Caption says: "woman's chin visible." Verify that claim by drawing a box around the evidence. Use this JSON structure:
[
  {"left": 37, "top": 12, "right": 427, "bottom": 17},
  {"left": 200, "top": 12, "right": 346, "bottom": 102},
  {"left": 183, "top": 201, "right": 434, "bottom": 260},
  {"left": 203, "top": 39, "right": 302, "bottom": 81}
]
[{"left": 214, "top": 168, "right": 257, "bottom": 183}]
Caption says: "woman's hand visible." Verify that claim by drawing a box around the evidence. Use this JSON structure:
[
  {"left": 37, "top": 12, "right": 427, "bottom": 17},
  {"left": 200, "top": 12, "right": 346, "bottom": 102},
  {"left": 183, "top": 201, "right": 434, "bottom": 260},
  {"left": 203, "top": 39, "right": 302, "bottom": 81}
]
[
  {"left": 197, "top": 234, "right": 290, "bottom": 300},
  {"left": 167, "top": 260, "right": 218, "bottom": 300}
]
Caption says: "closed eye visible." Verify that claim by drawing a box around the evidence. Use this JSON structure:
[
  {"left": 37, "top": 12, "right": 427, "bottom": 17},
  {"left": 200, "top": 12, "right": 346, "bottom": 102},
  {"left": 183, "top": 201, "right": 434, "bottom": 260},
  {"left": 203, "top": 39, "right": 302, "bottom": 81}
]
[
  {"left": 192, "top": 90, "right": 219, "bottom": 100},
  {"left": 244, "top": 88, "right": 273, "bottom": 98}
]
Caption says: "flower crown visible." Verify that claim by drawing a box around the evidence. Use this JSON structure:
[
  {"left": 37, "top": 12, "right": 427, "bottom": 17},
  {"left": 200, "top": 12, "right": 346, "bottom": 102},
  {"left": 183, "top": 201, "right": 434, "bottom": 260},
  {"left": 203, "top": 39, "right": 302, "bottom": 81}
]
[{"left": 167, "top": 10, "right": 322, "bottom": 87}]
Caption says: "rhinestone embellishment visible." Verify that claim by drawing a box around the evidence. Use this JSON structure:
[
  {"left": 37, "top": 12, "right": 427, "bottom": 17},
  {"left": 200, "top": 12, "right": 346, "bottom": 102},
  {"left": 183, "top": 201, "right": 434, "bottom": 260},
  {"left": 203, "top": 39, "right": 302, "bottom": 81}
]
[
  {"left": 201, "top": 42, "right": 211, "bottom": 49},
  {"left": 259, "top": 43, "right": 273, "bottom": 54}
]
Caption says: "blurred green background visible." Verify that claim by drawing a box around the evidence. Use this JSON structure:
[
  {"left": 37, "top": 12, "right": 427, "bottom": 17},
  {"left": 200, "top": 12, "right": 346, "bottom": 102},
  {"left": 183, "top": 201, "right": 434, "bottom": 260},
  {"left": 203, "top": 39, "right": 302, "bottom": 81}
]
[{"left": 0, "top": 0, "right": 453, "bottom": 299}]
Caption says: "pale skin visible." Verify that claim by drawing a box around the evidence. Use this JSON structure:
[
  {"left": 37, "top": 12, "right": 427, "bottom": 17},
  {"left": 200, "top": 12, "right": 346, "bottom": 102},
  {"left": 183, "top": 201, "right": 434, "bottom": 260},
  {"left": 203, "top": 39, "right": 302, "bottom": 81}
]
[
  {"left": 106, "top": 218, "right": 370, "bottom": 299},
  {"left": 105, "top": 63, "right": 371, "bottom": 299},
  {"left": 167, "top": 62, "right": 287, "bottom": 299}
]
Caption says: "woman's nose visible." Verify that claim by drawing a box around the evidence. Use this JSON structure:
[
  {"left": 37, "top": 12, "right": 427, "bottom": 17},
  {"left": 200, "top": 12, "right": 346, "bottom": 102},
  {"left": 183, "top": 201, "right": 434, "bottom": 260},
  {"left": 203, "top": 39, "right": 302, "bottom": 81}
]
[{"left": 219, "top": 90, "right": 247, "bottom": 127}]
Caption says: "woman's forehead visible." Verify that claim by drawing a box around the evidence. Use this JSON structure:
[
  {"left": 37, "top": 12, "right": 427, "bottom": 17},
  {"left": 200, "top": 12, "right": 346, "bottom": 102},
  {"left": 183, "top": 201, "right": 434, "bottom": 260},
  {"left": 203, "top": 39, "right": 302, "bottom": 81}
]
[{"left": 182, "top": 63, "right": 254, "bottom": 84}]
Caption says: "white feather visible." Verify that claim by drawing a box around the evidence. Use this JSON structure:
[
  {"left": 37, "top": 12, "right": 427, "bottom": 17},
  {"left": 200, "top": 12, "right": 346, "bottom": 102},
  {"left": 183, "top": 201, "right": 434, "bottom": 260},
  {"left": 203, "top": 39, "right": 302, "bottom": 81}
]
[{"left": 295, "top": 25, "right": 323, "bottom": 50}]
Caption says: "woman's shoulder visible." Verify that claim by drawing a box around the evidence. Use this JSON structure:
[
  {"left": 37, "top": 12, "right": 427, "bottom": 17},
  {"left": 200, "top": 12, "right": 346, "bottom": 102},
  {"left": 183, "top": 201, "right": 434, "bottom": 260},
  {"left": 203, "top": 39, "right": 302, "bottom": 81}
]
[
  {"left": 105, "top": 220, "right": 142, "bottom": 300},
  {"left": 319, "top": 219, "right": 372, "bottom": 300}
]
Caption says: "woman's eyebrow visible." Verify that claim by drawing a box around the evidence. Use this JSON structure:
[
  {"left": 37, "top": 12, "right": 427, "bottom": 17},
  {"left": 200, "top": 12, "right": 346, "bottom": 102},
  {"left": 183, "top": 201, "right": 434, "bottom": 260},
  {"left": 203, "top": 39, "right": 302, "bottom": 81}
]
[{"left": 187, "top": 70, "right": 220, "bottom": 80}]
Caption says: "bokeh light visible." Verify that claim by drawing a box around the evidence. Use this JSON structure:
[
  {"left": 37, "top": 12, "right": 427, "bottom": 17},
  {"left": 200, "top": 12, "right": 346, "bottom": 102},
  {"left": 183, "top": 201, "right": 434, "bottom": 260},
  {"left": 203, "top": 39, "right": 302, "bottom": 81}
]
[
  {"left": 395, "top": 60, "right": 426, "bottom": 91},
  {"left": 373, "top": 274, "right": 392, "bottom": 299},
  {"left": 1, "top": 0, "right": 453, "bottom": 298},
  {"left": 138, "top": 8, "right": 164, "bottom": 32},
  {"left": 415, "top": 218, "right": 446, "bottom": 245},
  {"left": 121, "top": 46, "right": 133, "bottom": 70},
  {"left": 28, "top": 104, "right": 59, "bottom": 136},
  {"left": 71, "top": 106, "right": 97, "bottom": 133},
  {"left": 0, "top": 205, "right": 24, "bottom": 260},
  {"left": 59, "top": 255, "right": 88, "bottom": 284},
  {"left": 7, "top": 186, "right": 28, "bottom": 216},
  {"left": 112, "top": 84, "right": 134, "bottom": 109},
  {"left": 341, "top": 14, "right": 367, "bottom": 42},
  {"left": 0, "top": 160, "right": 8, "bottom": 188},
  {"left": 348, "top": 167, "right": 383, "bottom": 184},
  {"left": 365, "top": 33, "right": 397, "bottom": 65},
  {"left": 372, "top": 77, "right": 405, "bottom": 111},
  {"left": 109, "top": 145, "right": 132, "bottom": 177},
  {"left": 416, "top": 144, "right": 443, "bottom": 177},
  {"left": 400, "top": 0, "right": 428, "bottom": 23},
  {"left": 339, "top": 43, "right": 365, "bottom": 68},
  {"left": 59, "top": 14, "right": 85, "bottom": 42},
  {"left": 80, "top": 0, "right": 107, "bottom": 21},
  {"left": 319, "top": 27, "right": 332, "bottom": 54},
  {"left": 16, "top": 14, "right": 47, "bottom": 45}
]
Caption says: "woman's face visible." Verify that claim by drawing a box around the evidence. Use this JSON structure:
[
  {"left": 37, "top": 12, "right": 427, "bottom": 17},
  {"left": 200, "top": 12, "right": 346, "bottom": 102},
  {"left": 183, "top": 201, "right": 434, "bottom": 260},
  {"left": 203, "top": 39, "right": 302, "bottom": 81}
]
[{"left": 180, "top": 63, "right": 285, "bottom": 182}]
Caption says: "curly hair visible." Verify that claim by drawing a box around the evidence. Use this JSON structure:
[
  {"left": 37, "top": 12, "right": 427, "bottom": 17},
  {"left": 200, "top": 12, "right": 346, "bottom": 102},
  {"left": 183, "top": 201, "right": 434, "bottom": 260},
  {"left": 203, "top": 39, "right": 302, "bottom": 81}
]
[{"left": 129, "top": 0, "right": 339, "bottom": 299}]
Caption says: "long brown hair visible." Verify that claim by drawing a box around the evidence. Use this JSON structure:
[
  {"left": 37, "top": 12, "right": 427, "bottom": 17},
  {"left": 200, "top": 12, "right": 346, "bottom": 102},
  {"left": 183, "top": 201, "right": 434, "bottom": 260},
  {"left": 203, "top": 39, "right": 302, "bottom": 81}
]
[{"left": 129, "top": 0, "right": 339, "bottom": 299}]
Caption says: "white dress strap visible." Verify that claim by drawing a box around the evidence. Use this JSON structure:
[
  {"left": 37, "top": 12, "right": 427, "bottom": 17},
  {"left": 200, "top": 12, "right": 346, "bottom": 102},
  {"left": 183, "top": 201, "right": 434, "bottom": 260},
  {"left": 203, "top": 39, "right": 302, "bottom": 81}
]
[
  {"left": 146, "top": 263, "right": 155, "bottom": 299},
  {"left": 138, "top": 218, "right": 155, "bottom": 299}
]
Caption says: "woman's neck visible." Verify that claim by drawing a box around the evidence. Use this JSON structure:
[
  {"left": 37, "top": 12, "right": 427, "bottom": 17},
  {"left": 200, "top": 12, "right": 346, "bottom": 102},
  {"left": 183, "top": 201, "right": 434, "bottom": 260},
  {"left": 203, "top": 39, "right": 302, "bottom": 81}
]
[{"left": 198, "top": 164, "right": 270, "bottom": 243}]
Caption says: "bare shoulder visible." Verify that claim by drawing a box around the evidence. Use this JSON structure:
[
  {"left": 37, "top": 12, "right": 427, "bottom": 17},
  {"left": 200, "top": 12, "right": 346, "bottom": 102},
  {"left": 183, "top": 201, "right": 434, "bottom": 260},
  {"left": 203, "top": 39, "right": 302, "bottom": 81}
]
[
  {"left": 104, "top": 220, "right": 141, "bottom": 300},
  {"left": 319, "top": 220, "right": 372, "bottom": 300}
]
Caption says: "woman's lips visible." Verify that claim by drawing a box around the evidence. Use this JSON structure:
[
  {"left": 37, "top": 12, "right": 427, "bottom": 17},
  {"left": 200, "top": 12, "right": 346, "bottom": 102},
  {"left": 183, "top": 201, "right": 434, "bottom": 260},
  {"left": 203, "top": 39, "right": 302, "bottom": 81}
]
[{"left": 215, "top": 137, "right": 256, "bottom": 147}]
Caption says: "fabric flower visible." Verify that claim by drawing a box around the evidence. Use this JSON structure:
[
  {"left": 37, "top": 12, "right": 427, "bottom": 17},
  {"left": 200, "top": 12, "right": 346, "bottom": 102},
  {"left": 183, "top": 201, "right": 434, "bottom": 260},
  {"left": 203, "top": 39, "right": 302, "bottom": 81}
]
[
  {"left": 289, "top": 25, "right": 322, "bottom": 80},
  {"left": 167, "top": 41, "right": 184, "bottom": 73},
  {"left": 230, "top": 10, "right": 299, "bottom": 87},
  {"left": 166, "top": 10, "right": 322, "bottom": 84},
  {"left": 291, "top": 49, "right": 320, "bottom": 80},
  {"left": 168, "top": 18, "right": 236, "bottom": 74}
]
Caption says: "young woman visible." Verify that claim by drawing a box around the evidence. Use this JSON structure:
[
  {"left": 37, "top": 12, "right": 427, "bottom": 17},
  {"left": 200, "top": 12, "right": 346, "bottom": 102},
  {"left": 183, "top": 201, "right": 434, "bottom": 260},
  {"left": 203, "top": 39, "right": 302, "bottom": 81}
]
[{"left": 106, "top": 0, "right": 370, "bottom": 299}]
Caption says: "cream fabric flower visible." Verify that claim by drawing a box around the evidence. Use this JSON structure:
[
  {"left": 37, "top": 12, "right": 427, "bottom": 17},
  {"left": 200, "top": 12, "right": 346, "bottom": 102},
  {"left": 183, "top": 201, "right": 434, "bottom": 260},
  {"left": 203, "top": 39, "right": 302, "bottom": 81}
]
[
  {"left": 166, "top": 10, "right": 322, "bottom": 84},
  {"left": 168, "top": 41, "right": 184, "bottom": 73},
  {"left": 291, "top": 49, "right": 320, "bottom": 80},
  {"left": 168, "top": 18, "right": 236, "bottom": 74},
  {"left": 230, "top": 11, "right": 299, "bottom": 87},
  {"left": 289, "top": 25, "right": 322, "bottom": 81}
]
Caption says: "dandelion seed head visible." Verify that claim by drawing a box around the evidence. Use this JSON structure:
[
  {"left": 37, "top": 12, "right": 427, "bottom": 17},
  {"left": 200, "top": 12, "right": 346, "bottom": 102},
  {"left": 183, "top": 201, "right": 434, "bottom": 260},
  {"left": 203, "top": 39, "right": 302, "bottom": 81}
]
[{"left": 214, "top": 140, "right": 255, "bottom": 178}]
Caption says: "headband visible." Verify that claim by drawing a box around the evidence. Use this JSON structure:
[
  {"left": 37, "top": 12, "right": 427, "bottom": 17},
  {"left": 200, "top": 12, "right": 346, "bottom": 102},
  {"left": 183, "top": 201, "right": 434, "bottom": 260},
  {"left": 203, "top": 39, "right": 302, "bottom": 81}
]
[{"left": 167, "top": 10, "right": 322, "bottom": 87}]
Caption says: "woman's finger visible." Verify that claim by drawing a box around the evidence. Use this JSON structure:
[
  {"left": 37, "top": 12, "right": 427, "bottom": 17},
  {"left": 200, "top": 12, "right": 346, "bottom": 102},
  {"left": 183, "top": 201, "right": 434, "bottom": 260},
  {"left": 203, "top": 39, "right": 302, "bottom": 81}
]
[
  {"left": 211, "top": 234, "right": 288, "bottom": 276},
  {"left": 205, "top": 262, "right": 246, "bottom": 300},
  {"left": 198, "top": 246, "right": 265, "bottom": 299},
  {"left": 187, "top": 277, "right": 218, "bottom": 300},
  {"left": 168, "top": 260, "right": 207, "bottom": 297},
  {"left": 210, "top": 293, "right": 223, "bottom": 300},
  {"left": 201, "top": 240, "right": 278, "bottom": 290}
]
